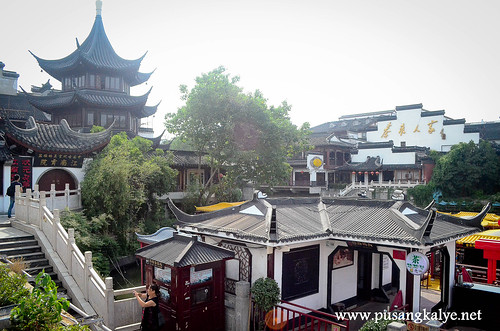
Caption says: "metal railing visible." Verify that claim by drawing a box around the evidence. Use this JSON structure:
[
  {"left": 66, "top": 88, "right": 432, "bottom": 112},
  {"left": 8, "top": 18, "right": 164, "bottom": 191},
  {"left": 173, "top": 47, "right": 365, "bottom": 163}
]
[
  {"left": 251, "top": 300, "right": 349, "bottom": 331},
  {"left": 456, "top": 263, "right": 500, "bottom": 286}
]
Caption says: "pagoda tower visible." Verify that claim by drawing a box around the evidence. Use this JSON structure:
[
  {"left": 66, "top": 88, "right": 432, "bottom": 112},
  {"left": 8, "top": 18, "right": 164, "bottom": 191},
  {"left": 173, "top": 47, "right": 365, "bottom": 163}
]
[{"left": 25, "top": 0, "right": 157, "bottom": 136}]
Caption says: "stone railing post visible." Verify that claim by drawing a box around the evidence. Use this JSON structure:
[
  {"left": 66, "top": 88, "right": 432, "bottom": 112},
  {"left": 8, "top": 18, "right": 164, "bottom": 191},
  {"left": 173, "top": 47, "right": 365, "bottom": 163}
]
[
  {"left": 65, "top": 183, "right": 70, "bottom": 209},
  {"left": 52, "top": 209, "right": 60, "bottom": 250},
  {"left": 105, "top": 277, "right": 115, "bottom": 330},
  {"left": 68, "top": 228, "right": 75, "bottom": 276},
  {"left": 25, "top": 189, "right": 32, "bottom": 225},
  {"left": 39, "top": 192, "right": 46, "bottom": 228},
  {"left": 34, "top": 184, "right": 40, "bottom": 199},
  {"left": 77, "top": 183, "right": 82, "bottom": 209},
  {"left": 235, "top": 281, "right": 250, "bottom": 331},
  {"left": 84, "top": 251, "right": 92, "bottom": 300},
  {"left": 50, "top": 184, "right": 56, "bottom": 211}
]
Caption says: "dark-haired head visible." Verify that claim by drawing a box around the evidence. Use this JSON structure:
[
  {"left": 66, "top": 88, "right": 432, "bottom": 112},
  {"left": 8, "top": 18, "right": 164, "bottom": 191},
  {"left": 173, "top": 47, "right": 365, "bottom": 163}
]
[
  {"left": 149, "top": 283, "right": 161, "bottom": 298},
  {"left": 13, "top": 174, "right": 20, "bottom": 181}
]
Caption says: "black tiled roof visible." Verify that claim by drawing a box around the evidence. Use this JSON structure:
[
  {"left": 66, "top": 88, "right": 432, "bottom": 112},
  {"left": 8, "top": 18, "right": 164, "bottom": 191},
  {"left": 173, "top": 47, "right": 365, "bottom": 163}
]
[
  {"left": 170, "top": 196, "right": 487, "bottom": 247},
  {"left": 4, "top": 116, "right": 112, "bottom": 154},
  {"left": 443, "top": 119, "right": 466, "bottom": 125},
  {"left": 168, "top": 150, "right": 209, "bottom": 167},
  {"left": 357, "top": 141, "right": 393, "bottom": 149},
  {"left": 465, "top": 122, "right": 500, "bottom": 140},
  {"left": 395, "top": 104, "right": 423, "bottom": 111},
  {"left": 0, "top": 145, "right": 13, "bottom": 162},
  {"left": 335, "top": 156, "right": 382, "bottom": 171},
  {"left": 0, "top": 94, "right": 51, "bottom": 122},
  {"left": 24, "top": 88, "right": 153, "bottom": 117},
  {"left": 136, "top": 233, "right": 234, "bottom": 268},
  {"left": 30, "top": 14, "right": 152, "bottom": 87},
  {"left": 310, "top": 118, "right": 378, "bottom": 135},
  {"left": 381, "top": 164, "right": 421, "bottom": 170},
  {"left": 421, "top": 110, "right": 445, "bottom": 117}
]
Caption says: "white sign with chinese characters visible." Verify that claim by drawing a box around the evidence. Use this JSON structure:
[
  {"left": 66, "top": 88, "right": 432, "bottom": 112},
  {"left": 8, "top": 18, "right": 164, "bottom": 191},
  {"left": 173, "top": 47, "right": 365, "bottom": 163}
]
[{"left": 405, "top": 252, "right": 429, "bottom": 276}]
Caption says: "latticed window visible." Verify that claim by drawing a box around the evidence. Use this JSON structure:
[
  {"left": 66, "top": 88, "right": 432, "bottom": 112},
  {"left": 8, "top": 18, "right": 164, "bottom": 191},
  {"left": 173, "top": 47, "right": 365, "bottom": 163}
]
[{"left": 219, "top": 242, "right": 251, "bottom": 294}]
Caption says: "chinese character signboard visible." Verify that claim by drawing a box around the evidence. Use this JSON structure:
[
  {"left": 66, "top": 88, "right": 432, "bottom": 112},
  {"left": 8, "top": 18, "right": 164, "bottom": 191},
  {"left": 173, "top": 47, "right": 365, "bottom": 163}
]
[
  {"left": 34, "top": 153, "right": 84, "bottom": 168},
  {"left": 405, "top": 251, "right": 429, "bottom": 275},
  {"left": 11, "top": 157, "right": 32, "bottom": 190}
]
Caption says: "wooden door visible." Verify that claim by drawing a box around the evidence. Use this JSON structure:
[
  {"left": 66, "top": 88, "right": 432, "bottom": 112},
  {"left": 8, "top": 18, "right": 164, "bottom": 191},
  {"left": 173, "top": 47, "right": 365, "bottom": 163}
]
[{"left": 37, "top": 169, "right": 76, "bottom": 192}]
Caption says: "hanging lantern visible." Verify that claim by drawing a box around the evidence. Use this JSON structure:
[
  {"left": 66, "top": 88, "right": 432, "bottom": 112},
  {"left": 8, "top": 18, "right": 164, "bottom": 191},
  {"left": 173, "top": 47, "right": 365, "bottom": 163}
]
[
  {"left": 376, "top": 171, "right": 379, "bottom": 175},
  {"left": 352, "top": 171, "right": 356, "bottom": 174},
  {"left": 358, "top": 172, "right": 362, "bottom": 175},
  {"left": 364, "top": 171, "right": 368, "bottom": 174},
  {"left": 371, "top": 171, "right": 374, "bottom": 175}
]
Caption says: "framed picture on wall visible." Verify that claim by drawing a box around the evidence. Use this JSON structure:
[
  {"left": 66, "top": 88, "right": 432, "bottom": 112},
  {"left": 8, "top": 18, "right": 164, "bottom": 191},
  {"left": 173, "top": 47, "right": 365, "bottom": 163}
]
[{"left": 332, "top": 247, "right": 354, "bottom": 270}]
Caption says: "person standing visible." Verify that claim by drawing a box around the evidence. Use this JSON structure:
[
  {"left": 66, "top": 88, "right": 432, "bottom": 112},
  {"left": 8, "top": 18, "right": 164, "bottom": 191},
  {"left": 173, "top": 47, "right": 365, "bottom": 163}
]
[
  {"left": 134, "top": 283, "right": 160, "bottom": 330},
  {"left": 6, "top": 174, "right": 22, "bottom": 218}
]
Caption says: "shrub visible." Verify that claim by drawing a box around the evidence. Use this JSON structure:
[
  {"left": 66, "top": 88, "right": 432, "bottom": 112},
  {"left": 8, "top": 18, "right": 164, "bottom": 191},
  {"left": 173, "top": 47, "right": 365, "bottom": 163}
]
[
  {"left": 0, "top": 264, "right": 30, "bottom": 306},
  {"left": 251, "top": 277, "right": 280, "bottom": 312},
  {"left": 10, "top": 271, "right": 70, "bottom": 330},
  {"left": 360, "top": 318, "right": 398, "bottom": 331}
]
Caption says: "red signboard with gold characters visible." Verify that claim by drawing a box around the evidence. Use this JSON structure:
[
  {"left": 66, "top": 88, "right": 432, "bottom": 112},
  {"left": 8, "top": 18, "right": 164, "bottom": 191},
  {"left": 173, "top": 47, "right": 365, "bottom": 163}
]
[
  {"left": 11, "top": 157, "right": 32, "bottom": 190},
  {"left": 34, "top": 153, "right": 84, "bottom": 168}
]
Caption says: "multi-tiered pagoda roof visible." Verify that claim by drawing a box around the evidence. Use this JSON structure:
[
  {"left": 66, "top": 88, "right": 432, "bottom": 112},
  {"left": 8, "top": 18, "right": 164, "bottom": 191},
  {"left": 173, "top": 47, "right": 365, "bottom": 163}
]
[
  {"left": 25, "top": 0, "right": 158, "bottom": 134},
  {"left": 29, "top": 14, "right": 152, "bottom": 87}
]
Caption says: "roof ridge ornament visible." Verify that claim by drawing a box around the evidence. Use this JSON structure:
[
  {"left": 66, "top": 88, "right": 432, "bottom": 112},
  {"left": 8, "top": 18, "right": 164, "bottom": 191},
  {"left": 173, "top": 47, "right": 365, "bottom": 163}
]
[{"left": 96, "top": 0, "right": 103, "bottom": 16}]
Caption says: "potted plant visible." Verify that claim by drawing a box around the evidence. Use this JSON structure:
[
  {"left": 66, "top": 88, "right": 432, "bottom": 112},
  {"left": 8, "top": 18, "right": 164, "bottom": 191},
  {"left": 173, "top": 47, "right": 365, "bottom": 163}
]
[{"left": 251, "top": 277, "right": 281, "bottom": 330}]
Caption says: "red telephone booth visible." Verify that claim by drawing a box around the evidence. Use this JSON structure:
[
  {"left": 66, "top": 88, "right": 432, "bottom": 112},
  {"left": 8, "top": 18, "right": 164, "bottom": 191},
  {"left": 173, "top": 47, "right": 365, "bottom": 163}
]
[{"left": 136, "top": 233, "right": 235, "bottom": 331}]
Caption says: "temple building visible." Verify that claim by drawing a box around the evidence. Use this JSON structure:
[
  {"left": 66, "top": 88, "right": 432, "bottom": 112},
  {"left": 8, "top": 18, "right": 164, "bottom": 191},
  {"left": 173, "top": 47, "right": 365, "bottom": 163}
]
[
  {"left": 0, "top": 0, "right": 159, "bottom": 213},
  {"left": 282, "top": 103, "right": 499, "bottom": 195},
  {"left": 25, "top": 0, "right": 158, "bottom": 136}
]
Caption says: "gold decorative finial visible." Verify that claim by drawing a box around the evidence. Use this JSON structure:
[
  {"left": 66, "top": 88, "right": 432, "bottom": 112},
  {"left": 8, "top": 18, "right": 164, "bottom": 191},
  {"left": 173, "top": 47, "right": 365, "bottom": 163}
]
[{"left": 96, "top": 0, "right": 103, "bottom": 16}]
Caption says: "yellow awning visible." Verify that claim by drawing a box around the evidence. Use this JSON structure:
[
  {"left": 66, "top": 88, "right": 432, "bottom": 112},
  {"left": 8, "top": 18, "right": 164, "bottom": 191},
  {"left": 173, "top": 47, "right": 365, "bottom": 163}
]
[
  {"left": 195, "top": 201, "right": 247, "bottom": 213},
  {"left": 438, "top": 211, "right": 500, "bottom": 229},
  {"left": 457, "top": 229, "right": 500, "bottom": 248}
]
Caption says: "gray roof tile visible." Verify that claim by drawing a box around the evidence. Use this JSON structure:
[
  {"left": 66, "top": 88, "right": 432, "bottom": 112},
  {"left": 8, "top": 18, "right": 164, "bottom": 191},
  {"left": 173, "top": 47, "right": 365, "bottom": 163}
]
[{"left": 136, "top": 233, "right": 234, "bottom": 267}]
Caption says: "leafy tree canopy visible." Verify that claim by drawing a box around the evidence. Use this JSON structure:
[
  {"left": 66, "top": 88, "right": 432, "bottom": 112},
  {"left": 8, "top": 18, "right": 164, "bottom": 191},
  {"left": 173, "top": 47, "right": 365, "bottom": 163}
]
[
  {"left": 431, "top": 140, "right": 500, "bottom": 198},
  {"left": 81, "top": 132, "right": 177, "bottom": 259},
  {"left": 165, "top": 66, "right": 310, "bottom": 205}
]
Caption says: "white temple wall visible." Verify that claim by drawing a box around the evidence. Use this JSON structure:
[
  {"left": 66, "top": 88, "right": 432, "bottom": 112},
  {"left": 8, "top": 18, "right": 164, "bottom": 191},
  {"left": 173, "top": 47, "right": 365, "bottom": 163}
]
[{"left": 365, "top": 107, "right": 479, "bottom": 151}]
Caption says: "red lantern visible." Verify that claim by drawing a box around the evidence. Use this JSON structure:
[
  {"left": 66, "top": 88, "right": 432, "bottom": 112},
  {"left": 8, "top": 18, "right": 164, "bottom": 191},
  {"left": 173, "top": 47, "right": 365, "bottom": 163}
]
[
  {"left": 358, "top": 172, "right": 362, "bottom": 175},
  {"left": 352, "top": 171, "right": 355, "bottom": 174},
  {"left": 371, "top": 171, "right": 374, "bottom": 175},
  {"left": 364, "top": 171, "right": 368, "bottom": 174},
  {"left": 376, "top": 171, "right": 379, "bottom": 175}
]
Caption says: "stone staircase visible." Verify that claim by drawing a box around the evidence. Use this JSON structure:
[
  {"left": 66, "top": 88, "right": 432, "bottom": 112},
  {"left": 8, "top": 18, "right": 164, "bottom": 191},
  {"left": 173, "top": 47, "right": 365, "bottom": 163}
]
[{"left": 0, "top": 220, "right": 78, "bottom": 317}]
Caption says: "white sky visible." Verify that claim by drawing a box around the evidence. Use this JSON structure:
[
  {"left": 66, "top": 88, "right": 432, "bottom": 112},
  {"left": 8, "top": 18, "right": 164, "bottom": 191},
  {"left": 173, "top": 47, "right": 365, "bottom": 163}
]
[{"left": 2, "top": 0, "right": 500, "bottom": 136}]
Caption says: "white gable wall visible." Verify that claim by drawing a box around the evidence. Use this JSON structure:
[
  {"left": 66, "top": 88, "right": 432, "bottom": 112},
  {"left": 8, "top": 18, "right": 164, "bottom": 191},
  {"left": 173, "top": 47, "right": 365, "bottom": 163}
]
[
  {"left": 366, "top": 107, "right": 479, "bottom": 151},
  {"left": 331, "top": 249, "right": 357, "bottom": 303},
  {"left": 352, "top": 148, "right": 416, "bottom": 165}
]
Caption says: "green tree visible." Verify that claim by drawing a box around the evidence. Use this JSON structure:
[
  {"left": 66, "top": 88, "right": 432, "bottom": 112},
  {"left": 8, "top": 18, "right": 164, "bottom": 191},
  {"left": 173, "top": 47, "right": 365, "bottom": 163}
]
[
  {"left": 165, "top": 66, "right": 310, "bottom": 205},
  {"left": 431, "top": 140, "right": 500, "bottom": 198},
  {"left": 81, "top": 133, "right": 177, "bottom": 257}
]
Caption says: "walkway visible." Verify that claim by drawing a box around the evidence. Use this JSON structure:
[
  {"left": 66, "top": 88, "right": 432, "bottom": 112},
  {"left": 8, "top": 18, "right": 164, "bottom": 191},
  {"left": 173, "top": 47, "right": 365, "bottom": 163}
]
[{"left": 0, "top": 215, "right": 30, "bottom": 241}]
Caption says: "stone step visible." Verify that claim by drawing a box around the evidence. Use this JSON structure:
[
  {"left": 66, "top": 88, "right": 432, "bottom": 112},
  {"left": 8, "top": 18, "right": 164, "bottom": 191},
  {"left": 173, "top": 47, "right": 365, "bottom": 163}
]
[
  {"left": 25, "top": 264, "right": 54, "bottom": 275},
  {"left": 0, "top": 234, "right": 35, "bottom": 243},
  {"left": 6, "top": 251, "right": 46, "bottom": 261},
  {"left": 0, "top": 239, "right": 39, "bottom": 249},
  {"left": 17, "top": 257, "right": 49, "bottom": 267},
  {"left": 0, "top": 245, "right": 41, "bottom": 256}
]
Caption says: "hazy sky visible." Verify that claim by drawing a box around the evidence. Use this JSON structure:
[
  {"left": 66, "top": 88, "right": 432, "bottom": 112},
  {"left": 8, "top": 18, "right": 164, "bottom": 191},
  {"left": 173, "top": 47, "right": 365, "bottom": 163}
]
[{"left": 2, "top": 0, "right": 500, "bottom": 136}]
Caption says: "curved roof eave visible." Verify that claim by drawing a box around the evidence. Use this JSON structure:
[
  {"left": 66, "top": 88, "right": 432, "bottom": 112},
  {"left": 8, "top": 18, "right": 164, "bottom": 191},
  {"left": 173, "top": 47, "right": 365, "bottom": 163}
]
[{"left": 29, "top": 15, "right": 148, "bottom": 80}]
